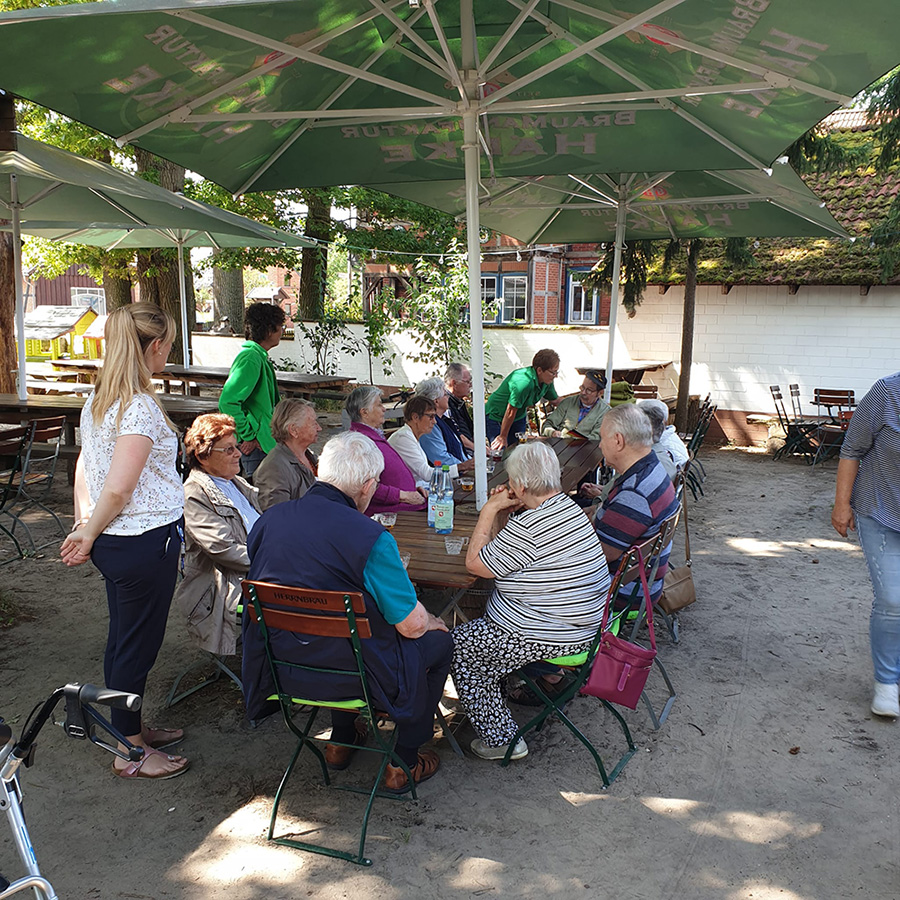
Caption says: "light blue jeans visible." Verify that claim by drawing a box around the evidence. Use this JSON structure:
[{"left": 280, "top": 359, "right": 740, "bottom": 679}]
[{"left": 856, "top": 514, "right": 900, "bottom": 684}]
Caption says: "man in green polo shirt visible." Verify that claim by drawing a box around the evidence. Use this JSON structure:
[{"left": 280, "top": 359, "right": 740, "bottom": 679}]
[
  {"left": 485, "top": 349, "right": 561, "bottom": 451},
  {"left": 219, "top": 302, "right": 286, "bottom": 478}
]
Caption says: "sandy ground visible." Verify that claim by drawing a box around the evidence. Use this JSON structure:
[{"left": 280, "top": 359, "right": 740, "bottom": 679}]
[{"left": 0, "top": 445, "right": 897, "bottom": 900}]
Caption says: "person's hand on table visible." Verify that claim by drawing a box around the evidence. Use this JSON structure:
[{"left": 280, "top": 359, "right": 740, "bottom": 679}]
[
  {"left": 550, "top": 429, "right": 564, "bottom": 438},
  {"left": 580, "top": 483, "right": 603, "bottom": 500},
  {"left": 457, "top": 458, "right": 476, "bottom": 473},
  {"left": 238, "top": 439, "right": 261, "bottom": 456},
  {"left": 60, "top": 526, "right": 94, "bottom": 567},
  {"left": 832, "top": 503, "right": 855, "bottom": 537},
  {"left": 490, "top": 434, "right": 507, "bottom": 451},
  {"left": 400, "top": 488, "right": 426, "bottom": 505}
]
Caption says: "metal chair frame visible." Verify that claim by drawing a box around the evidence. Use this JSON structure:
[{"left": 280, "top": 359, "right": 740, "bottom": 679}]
[
  {"left": 810, "top": 389, "right": 855, "bottom": 466},
  {"left": 242, "top": 580, "right": 418, "bottom": 867},
  {"left": 0, "top": 426, "right": 32, "bottom": 565},
  {"left": 770, "top": 385, "right": 817, "bottom": 462}
]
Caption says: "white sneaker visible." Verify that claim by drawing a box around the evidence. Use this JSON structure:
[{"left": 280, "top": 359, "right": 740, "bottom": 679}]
[
  {"left": 470, "top": 738, "right": 528, "bottom": 761},
  {"left": 871, "top": 682, "right": 899, "bottom": 718}
]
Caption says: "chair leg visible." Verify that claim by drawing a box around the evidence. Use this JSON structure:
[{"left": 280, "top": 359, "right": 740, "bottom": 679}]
[
  {"left": 0, "top": 518, "right": 24, "bottom": 566},
  {"left": 640, "top": 657, "right": 677, "bottom": 730},
  {"left": 165, "top": 654, "right": 241, "bottom": 708},
  {"left": 1, "top": 510, "right": 36, "bottom": 555}
]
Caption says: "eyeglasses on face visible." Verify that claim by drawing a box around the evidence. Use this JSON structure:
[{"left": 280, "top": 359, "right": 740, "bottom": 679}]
[
  {"left": 580, "top": 383, "right": 600, "bottom": 393},
  {"left": 210, "top": 444, "right": 241, "bottom": 456},
  {"left": 420, "top": 412, "right": 438, "bottom": 420}
]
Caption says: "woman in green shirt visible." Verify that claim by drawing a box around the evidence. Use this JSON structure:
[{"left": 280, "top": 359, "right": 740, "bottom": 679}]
[
  {"left": 485, "top": 349, "right": 560, "bottom": 451},
  {"left": 219, "top": 302, "right": 285, "bottom": 478}
]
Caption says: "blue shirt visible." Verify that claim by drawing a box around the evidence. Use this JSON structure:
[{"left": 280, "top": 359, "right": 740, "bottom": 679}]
[
  {"left": 210, "top": 475, "right": 261, "bottom": 532},
  {"left": 420, "top": 418, "right": 467, "bottom": 467},
  {"left": 840, "top": 373, "right": 900, "bottom": 532}
]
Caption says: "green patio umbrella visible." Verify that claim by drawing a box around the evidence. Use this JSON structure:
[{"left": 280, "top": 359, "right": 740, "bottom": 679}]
[
  {"left": 368, "top": 161, "right": 849, "bottom": 403},
  {"left": 0, "top": 0, "right": 895, "bottom": 502},
  {"left": 0, "top": 133, "right": 313, "bottom": 396}
]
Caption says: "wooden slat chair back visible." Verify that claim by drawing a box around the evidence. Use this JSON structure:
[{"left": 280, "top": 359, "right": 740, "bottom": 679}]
[
  {"left": 241, "top": 579, "right": 418, "bottom": 867},
  {"left": 498, "top": 535, "right": 665, "bottom": 786},
  {"left": 632, "top": 383, "right": 659, "bottom": 399},
  {"left": 811, "top": 391, "right": 855, "bottom": 466},
  {"left": 0, "top": 426, "right": 32, "bottom": 564}
]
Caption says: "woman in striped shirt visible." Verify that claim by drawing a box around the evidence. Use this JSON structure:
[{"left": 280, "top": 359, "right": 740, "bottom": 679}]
[
  {"left": 833, "top": 373, "right": 900, "bottom": 719},
  {"left": 451, "top": 442, "right": 610, "bottom": 761}
]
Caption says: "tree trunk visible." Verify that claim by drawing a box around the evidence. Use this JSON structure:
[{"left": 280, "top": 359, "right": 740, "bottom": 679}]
[
  {"left": 675, "top": 240, "right": 700, "bottom": 435},
  {"left": 298, "top": 190, "right": 331, "bottom": 320},
  {"left": 0, "top": 231, "right": 16, "bottom": 394},
  {"left": 0, "top": 95, "right": 17, "bottom": 393},
  {"left": 102, "top": 267, "right": 133, "bottom": 310},
  {"left": 134, "top": 149, "right": 188, "bottom": 362},
  {"left": 212, "top": 260, "right": 244, "bottom": 334}
]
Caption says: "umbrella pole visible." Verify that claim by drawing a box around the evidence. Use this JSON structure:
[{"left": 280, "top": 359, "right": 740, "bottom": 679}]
[
  {"left": 177, "top": 241, "right": 189, "bottom": 367},
  {"left": 603, "top": 179, "right": 627, "bottom": 407},
  {"left": 463, "top": 107, "right": 487, "bottom": 509},
  {"left": 11, "top": 175, "right": 26, "bottom": 402}
]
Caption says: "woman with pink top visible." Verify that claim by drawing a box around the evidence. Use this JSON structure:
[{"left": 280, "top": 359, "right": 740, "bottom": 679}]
[{"left": 345, "top": 385, "right": 426, "bottom": 515}]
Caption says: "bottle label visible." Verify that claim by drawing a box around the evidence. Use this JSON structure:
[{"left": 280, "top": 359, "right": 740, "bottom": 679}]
[{"left": 434, "top": 499, "right": 454, "bottom": 534}]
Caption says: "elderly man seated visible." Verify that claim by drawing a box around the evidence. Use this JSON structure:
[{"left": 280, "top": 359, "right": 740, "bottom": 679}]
[
  {"left": 593, "top": 405, "right": 680, "bottom": 607},
  {"left": 444, "top": 363, "right": 476, "bottom": 453},
  {"left": 242, "top": 431, "right": 452, "bottom": 794},
  {"left": 415, "top": 377, "right": 473, "bottom": 468},
  {"left": 639, "top": 399, "right": 689, "bottom": 480}
]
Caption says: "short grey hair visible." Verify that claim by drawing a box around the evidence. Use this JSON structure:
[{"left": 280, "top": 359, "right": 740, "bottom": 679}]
[
  {"left": 345, "top": 385, "right": 383, "bottom": 423},
  {"left": 317, "top": 431, "right": 384, "bottom": 494},
  {"left": 604, "top": 404, "right": 653, "bottom": 448},
  {"left": 414, "top": 376, "right": 447, "bottom": 403},
  {"left": 445, "top": 363, "right": 470, "bottom": 384},
  {"left": 271, "top": 398, "right": 315, "bottom": 443},
  {"left": 639, "top": 399, "right": 670, "bottom": 443},
  {"left": 505, "top": 441, "right": 561, "bottom": 494}
]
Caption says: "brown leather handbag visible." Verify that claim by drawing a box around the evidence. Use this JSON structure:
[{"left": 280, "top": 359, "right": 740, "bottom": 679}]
[{"left": 658, "top": 493, "right": 696, "bottom": 615}]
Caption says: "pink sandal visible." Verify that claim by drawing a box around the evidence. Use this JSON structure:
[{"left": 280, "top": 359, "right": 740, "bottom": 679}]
[{"left": 113, "top": 748, "right": 190, "bottom": 780}]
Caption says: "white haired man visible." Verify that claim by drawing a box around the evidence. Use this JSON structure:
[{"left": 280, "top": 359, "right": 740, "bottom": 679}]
[
  {"left": 242, "top": 431, "right": 451, "bottom": 794},
  {"left": 444, "top": 363, "right": 476, "bottom": 453},
  {"left": 593, "top": 405, "right": 680, "bottom": 607},
  {"left": 415, "top": 376, "right": 476, "bottom": 470}
]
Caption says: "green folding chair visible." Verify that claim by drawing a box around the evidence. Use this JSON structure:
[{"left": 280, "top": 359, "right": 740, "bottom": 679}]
[
  {"left": 242, "top": 580, "right": 418, "bottom": 867},
  {"left": 500, "top": 536, "right": 663, "bottom": 787}
]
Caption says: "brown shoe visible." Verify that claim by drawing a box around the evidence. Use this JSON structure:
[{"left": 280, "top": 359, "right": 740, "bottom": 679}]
[
  {"left": 324, "top": 725, "right": 368, "bottom": 771},
  {"left": 383, "top": 749, "right": 440, "bottom": 794}
]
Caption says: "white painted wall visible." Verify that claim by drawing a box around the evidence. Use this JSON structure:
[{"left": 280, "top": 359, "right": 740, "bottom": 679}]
[{"left": 192, "top": 283, "right": 900, "bottom": 411}]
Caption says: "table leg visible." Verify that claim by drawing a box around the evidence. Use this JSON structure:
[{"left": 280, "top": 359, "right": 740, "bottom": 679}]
[{"left": 438, "top": 587, "right": 470, "bottom": 625}]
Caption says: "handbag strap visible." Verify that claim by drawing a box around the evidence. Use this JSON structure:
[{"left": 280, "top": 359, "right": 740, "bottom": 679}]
[
  {"left": 681, "top": 493, "right": 692, "bottom": 566},
  {"left": 600, "top": 544, "right": 657, "bottom": 653}
]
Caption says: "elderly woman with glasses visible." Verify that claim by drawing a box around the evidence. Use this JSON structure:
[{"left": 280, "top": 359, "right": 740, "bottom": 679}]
[
  {"left": 541, "top": 369, "right": 610, "bottom": 442},
  {"left": 451, "top": 442, "right": 610, "bottom": 762},
  {"left": 413, "top": 377, "right": 476, "bottom": 471},
  {"left": 345, "top": 385, "right": 426, "bottom": 515},
  {"left": 175, "top": 413, "right": 262, "bottom": 657},
  {"left": 253, "top": 398, "right": 321, "bottom": 510}
]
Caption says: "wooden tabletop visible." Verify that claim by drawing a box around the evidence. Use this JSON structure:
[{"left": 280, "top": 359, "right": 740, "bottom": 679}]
[
  {"left": 390, "top": 509, "right": 480, "bottom": 592},
  {"left": 50, "top": 359, "right": 352, "bottom": 397},
  {"left": 455, "top": 436, "right": 603, "bottom": 503},
  {"left": 0, "top": 393, "right": 219, "bottom": 429}
]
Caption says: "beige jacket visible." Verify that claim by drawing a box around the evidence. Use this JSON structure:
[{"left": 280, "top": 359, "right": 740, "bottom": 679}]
[
  {"left": 175, "top": 469, "right": 261, "bottom": 655},
  {"left": 252, "top": 441, "right": 317, "bottom": 511}
]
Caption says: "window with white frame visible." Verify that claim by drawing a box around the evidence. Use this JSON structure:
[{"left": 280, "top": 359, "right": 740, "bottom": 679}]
[
  {"left": 568, "top": 275, "right": 598, "bottom": 324},
  {"left": 71, "top": 287, "right": 106, "bottom": 315},
  {"left": 480, "top": 275, "right": 498, "bottom": 323},
  {"left": 501, "top": 275, "right": 528, "bottom": 324}
]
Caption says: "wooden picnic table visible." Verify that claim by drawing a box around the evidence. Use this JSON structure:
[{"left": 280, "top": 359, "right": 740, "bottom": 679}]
[
  {"left": 0, "top": 393, "right": 220, "bottom": 443},
  {"left": 50, "top": 359, "right": 352, "bottom": 399},
  {"left": 455, "top": 436, "right": 604, "bottom": 503}
]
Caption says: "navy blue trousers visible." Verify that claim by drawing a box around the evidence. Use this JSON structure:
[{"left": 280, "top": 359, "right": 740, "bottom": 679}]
[
  {"left": 486, "top": 416, "right": 527, "bottom": 443},
  {"left": 332, "top": 628, "right": 453, "bottom": 762},
  {"left": 91, "top": 520, "right": 181, "bottom": 735}
]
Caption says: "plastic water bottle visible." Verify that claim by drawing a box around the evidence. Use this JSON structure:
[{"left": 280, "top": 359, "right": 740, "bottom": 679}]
[
  {"left": 427, "top": 462, "right": 442, "bottom": 528},
  {"left": 434, "top": 464, "right": 454, "bottom": 534}
]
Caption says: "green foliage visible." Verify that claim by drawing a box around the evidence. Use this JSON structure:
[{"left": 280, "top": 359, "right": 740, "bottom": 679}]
[
  {"left": 579, "top": 240, "right": 657, "bottom": 316},
  {"left": 784, "top": 130, "right": 870, "bottom": 175},
  {"left": 385, "top": 244, "right": 474, "bottom": 373},
  {"left": 294, "top": 302, "right": 364, "bottom": 375},
  {"left": 362, "top": 302, "right": 396, "bottom": 382}
]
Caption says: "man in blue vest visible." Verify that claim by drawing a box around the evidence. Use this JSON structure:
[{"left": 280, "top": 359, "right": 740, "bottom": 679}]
[{"left": 242, "top": 431, "right": 452, "bottom": 793}]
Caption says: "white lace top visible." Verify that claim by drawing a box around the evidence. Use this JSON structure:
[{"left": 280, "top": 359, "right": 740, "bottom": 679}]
[{"left": 80, "top": 393, "right": 184, "bottom": 536}]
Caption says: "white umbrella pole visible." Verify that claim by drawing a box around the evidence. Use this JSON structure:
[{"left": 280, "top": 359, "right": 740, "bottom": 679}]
[
  {"left": 177, "top": 241, "right": 189, "bottom": 367},
  {"left": 603, "top": 180, "right": 627, "bottom": 407},
  {"left": 463, "top": 107, "right": 487, "bottom": 510},
  {"left": 11, "top": 175, "right": 26, "bottom": 402}
]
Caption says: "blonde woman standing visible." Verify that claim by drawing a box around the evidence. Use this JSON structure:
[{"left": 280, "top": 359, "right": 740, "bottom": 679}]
[{"left": 61, "top": 304, "right": 188, "bottom": 780}]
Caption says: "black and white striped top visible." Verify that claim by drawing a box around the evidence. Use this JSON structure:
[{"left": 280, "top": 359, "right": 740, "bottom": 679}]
[
  {"left": 841, "top": 372, "right": 900, "bottom": 532},
  {"left": 481, "top": 492, "right": 611, "bottom": 645}
]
